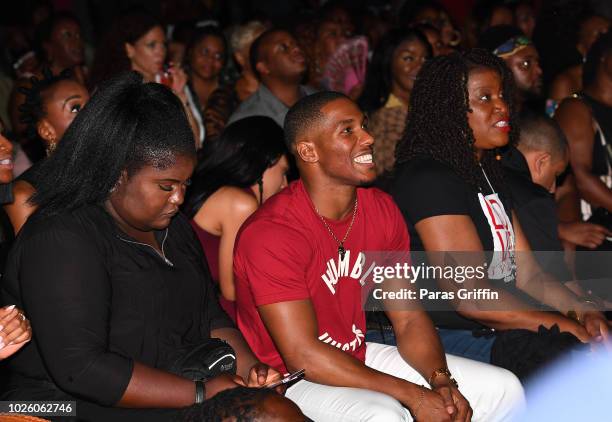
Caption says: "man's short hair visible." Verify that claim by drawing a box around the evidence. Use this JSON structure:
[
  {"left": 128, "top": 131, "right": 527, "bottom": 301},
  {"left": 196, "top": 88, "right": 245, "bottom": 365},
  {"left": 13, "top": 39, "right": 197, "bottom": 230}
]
[
  {"left": 518, "top": 113, "right": 568, "bottom": 161},
  {"left": 249, "top": 28, "right": 285, "bottom": 80},
  {"left": 284, "top": 91, "right": 350, "bottom": 152}
]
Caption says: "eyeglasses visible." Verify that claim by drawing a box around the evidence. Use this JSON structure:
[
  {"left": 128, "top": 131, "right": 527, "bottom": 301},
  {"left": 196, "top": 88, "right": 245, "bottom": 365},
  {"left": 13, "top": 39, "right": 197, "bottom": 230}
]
[{"left": 492, "top": 36, "right": 531, "bottom": 57}]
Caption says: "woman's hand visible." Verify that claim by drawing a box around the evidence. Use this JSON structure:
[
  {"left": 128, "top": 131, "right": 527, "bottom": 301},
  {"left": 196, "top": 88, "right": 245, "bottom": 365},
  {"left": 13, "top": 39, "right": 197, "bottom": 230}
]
[
  {"left": 558, "top": 221, "right": 610, "bottom": 249},
  {"left": 246, "top": 362, "right": 285, "bottom": 394},
  {"left": 169, "top": 64, "right": 188, "bottom": 101},
  {"left": 0, "top": 305, "right": 32, "bottom": 360}
]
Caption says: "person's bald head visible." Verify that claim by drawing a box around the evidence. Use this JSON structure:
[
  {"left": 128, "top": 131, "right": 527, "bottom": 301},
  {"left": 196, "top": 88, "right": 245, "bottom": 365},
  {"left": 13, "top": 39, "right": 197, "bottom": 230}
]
[{"left": 517, "top": 114, "right": 569, "bottom": 192}]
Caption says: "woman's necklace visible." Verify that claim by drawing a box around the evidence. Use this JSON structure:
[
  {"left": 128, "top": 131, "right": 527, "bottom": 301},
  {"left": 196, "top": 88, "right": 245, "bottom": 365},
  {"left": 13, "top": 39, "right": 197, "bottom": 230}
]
[
  {"left": 479, "top": 162, "right": 496, "bottom": 193},
  {"left": 314, "top": 198, "right": 358, "bottom": 260}
]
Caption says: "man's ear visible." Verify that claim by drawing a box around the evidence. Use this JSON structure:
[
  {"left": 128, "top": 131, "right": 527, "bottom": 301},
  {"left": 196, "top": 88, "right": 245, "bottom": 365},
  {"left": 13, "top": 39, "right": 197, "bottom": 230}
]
[
  {"left": 255, "top": 60, "right": 270, "bottom": 77},
  {"left": 295, "top": 140, "right": 318, "bottom": 163},
  {"left": 125, "top": 42, "right": 135, "bottom": 60},
  {"left": 36, "top": 119, "right": 57, "bottom": 144},
  {"left": 534, "top": 151, "right": 551, "bottom": 176},
  {"left": 234, "top": 51, "right": 246, "bottom": 69}
]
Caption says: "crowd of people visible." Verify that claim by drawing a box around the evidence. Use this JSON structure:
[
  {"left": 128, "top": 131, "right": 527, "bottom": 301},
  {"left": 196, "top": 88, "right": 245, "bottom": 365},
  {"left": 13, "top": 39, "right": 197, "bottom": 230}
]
[{"left": 0, "top": 0, "right": 610, "bottom": 421}]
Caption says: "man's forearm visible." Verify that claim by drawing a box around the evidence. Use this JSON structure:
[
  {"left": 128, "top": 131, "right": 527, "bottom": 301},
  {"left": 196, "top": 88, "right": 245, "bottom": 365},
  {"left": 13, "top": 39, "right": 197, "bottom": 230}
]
[
  {"left": 392, "top": 311, "right": 447, "bottom": 383},
  {"left": 283, "top": 339, "right": 422, "bottom": 409}
]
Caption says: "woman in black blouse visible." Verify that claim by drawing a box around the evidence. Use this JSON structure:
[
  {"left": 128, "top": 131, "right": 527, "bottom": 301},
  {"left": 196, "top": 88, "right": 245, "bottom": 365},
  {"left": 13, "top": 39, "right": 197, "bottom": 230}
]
[
  {"left": 0, "top": 72, "right": 281, "bottom": 421},
  {"left": 391, "top": 49, "right": 610, "bottom": 378}
]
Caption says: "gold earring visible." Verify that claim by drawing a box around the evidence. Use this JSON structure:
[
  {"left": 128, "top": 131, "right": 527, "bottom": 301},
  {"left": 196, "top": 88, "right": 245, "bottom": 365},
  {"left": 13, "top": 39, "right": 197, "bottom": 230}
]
[{"left": 46, "top": 141, "right": 57, "bottom": 156}]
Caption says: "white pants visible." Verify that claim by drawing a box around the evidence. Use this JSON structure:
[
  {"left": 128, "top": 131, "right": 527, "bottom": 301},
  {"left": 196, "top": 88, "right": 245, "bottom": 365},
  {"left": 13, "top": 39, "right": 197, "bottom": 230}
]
[{"left": 286, "top": 343, "right": 525, "bottom": 422}]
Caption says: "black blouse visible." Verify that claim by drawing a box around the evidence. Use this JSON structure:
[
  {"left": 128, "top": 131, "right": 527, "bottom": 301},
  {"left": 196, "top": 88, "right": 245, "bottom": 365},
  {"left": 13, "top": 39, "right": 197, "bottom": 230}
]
[
  {"left": 393, "top": 158, "right": 514, "bottom": 253},
  {"left": 392, "top": 158, "right": 517, "bottom": 329},
  {"left": 0, "top": 204, "right": 233, "bottom": 421}
]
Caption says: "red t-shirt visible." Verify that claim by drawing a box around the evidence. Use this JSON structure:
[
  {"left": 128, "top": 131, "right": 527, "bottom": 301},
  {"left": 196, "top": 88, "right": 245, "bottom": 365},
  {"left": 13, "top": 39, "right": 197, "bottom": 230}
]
[{"left": 233, "top": 180, "right": 409, "bottom": 373}]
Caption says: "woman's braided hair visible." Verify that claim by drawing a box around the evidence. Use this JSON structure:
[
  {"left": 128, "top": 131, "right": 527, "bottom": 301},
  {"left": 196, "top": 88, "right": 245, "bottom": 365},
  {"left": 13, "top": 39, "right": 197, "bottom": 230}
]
[{"left": 395, "top": 48, "right": 519, "bottom": 194}]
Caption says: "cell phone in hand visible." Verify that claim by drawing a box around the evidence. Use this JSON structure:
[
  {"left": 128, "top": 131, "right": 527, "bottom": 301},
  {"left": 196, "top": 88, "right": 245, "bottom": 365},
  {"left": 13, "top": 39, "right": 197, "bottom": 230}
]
[{"left": 265, "top": 369, "right": 305, "bottom": 389}]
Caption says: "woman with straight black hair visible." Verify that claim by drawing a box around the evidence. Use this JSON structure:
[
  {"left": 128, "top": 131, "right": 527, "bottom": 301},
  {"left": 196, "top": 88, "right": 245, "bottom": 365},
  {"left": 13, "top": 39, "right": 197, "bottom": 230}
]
[
  {"left": 89, "top": 11, "right": 165, "bottom": 88},
  {"left": 184, "top": 116, "right": 289, "bottom": 321},
  {"left": 358, "top": 28, "right": 431, "bottom": 176},
  {"left": 0, "top": 72, "right": 281, "bottom": 421}
]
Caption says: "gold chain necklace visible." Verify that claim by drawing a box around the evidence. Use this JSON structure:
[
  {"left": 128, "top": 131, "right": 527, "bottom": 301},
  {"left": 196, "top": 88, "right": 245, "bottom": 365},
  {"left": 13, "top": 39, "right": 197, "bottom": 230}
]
[{"left": 314, "top": 198, "right": 358, "bottom": 260}]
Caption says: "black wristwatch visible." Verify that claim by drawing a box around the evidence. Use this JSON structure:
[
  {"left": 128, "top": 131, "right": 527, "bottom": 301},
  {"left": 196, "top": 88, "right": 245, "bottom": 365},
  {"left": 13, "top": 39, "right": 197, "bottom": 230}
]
[{"left": 195, "top": 380, "right": 205, "bottom": 404}]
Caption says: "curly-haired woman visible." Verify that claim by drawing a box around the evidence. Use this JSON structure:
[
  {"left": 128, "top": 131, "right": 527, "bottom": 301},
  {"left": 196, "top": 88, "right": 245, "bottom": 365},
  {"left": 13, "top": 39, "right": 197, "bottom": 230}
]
[{"left": 391, "top": 49, "right": 610, "bottom": 380}]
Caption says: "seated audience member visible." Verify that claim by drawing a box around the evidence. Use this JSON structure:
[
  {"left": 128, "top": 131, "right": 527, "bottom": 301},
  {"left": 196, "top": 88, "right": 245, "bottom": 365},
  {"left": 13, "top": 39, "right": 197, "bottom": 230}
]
[
  {"left": 0, "top": 305, "right": 31, "bottom": 361},
  {"left": 234, "top": 91, "right": 524, "bottom": 421},
  {"left": 512, "top": 1, "right": 536, "bottom": 39},
  {"left": 230, "top": 21, "right": 267, "bottom": 102},
  {"left": 401, "top": 2, "right": 460, "bottom": 54},
  {"left": 392, "top": 50, "right": 609, "bottom": 379},
  {"left": 184, "top": 26, "right": 232, "bottom": 142},
  {"left": 504, "top": 115, "right": 608, "bottom": 295},
  {"left": 0, "top": 72, "right": 281, "bottom": 421},
  {"left": 228, "top": 29, "right": 315, "bottom": 127},
  {"left": 555, "top": 32, "right": 612, "bottom": 242},
  {"left": 34, "top": 13, "right": 87, "bottom": 84},
  {"left": 0, "top": 125, "right": 32, "bottom": 361},
  {"left": 555, "top": 31, "right": 612, "bottom": 292},
  {"left": 0, "top": 122, "right": 17, "bottom": 267},
  {"left": 478, "top": 26, "right": 543, "bottom": 115},
  {"left": 319, "top": 1, "right": 355, "bottom": 38},
  {"left": 413, "top": 23, "right": 445, "bottom": 57},
  {"left": 90, "top": 12, "right": 182, "bottom": 88},
  {"left": 4, "top": 70, "right": 89, "bottom": 233},
  {"left": 304, "top": 17, "right": 348, "bottom": 91},
  {"left": 358, "top": 29, "right": 431, "bottom": 177},
  {"left": 9, "top": 12, "right": 86, "bottom": 163},
  {"left": 549, "top": 14, "right": 609, "bottom": 107},
  {"left": 179, "top": 387, "right": 307, "bottom": 422},
  {"left": 184, "top": 117, "right": 289, "bottom": 321},
  {"left": 501, "top": 115, "right": 604, "bottom": 292},
  {"left": 89, "top": 11, "right": 203, "bottom": 144}
]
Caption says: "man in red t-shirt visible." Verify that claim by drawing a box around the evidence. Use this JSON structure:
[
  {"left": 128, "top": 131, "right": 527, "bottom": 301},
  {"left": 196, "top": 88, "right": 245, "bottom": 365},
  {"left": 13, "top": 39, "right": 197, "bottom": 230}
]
[{"left": 234, "top": 92, "right": 524, "bottom": 421}]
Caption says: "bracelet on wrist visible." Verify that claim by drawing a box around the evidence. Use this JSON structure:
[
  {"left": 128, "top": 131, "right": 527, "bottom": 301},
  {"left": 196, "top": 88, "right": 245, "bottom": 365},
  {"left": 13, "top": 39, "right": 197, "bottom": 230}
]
[
  {"left": 428, "top": 367, "right": 458, "bottom": 388},
  {"left": 568, "top": 298, "right": 600, "bottom": 325},
  {"left": 195, "top": 380, "right": 205, "bottom": 404},
  {"left": 413, "top": 387, "right": 426, "bottom": 419}
]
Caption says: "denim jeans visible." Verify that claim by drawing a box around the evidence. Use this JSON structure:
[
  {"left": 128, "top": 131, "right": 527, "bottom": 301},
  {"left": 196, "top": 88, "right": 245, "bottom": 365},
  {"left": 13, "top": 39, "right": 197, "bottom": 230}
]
[{"left": 366, "top": 327, "right": 496, "bottom": 363}]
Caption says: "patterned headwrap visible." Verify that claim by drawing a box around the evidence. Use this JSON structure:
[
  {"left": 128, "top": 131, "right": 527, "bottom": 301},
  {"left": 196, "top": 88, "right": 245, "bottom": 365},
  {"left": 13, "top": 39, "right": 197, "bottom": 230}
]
[{"left": 492, "top": 36, "right": 532, "bottom": 58}]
